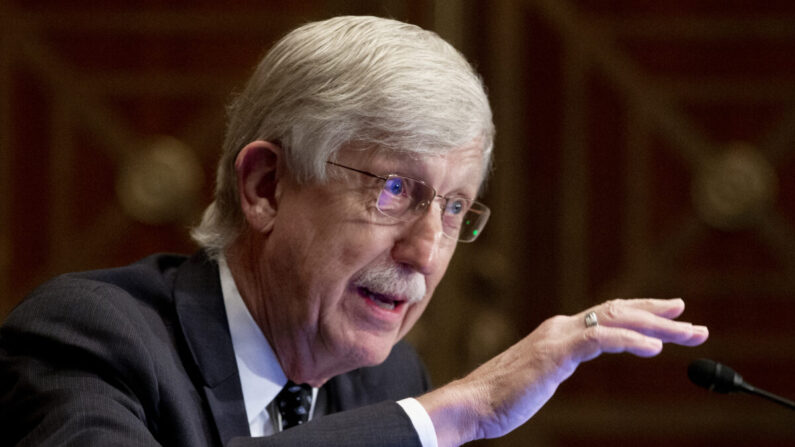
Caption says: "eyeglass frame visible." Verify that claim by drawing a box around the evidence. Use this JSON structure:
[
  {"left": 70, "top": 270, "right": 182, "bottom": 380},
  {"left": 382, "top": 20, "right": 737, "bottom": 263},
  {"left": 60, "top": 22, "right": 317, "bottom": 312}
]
[{"left": 325, "top": 161, "right": 490, "bottom": 242}]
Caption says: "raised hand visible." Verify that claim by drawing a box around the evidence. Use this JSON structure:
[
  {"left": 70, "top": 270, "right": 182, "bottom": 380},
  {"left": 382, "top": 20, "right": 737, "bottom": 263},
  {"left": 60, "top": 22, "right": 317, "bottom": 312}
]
[{"left": 417, "top": 298, "right": 708, "bottom": 447}]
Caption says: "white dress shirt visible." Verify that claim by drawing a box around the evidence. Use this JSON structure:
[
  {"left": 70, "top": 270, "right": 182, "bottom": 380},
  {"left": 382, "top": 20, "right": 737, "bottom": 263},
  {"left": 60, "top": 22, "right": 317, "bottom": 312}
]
[{"left": 218, "top": 256, "right": 437, "bottom": 445}]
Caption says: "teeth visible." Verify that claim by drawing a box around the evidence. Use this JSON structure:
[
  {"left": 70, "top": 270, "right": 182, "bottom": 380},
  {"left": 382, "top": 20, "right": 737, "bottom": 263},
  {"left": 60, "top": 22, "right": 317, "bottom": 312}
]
[{"left": 364, "top": 290, "right": 396, "bottom": 310}]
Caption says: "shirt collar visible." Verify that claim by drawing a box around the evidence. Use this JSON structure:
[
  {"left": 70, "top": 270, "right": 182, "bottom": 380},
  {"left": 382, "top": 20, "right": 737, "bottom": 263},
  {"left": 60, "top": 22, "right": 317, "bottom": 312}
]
[{"left": 218, "top": 255, "right": 287, "bottom": 425}]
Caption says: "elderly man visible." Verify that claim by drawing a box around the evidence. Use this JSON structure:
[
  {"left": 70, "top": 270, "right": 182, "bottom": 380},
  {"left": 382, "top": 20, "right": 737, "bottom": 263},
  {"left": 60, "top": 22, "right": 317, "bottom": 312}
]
[{"left": 0, "top": 16, "right": 708, "bottom": 447}]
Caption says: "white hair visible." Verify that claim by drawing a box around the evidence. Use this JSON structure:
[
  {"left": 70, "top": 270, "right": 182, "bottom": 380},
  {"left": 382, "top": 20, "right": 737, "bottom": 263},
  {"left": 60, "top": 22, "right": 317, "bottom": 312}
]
[{"left": 192, "top": 15, "right": 494, "bottom": 257}]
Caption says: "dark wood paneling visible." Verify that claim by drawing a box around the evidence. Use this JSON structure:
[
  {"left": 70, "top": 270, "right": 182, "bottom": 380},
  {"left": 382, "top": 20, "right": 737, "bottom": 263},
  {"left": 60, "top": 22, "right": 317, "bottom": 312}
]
[{"left": 490, "top": 1, "right": 795, "bottom": 446}]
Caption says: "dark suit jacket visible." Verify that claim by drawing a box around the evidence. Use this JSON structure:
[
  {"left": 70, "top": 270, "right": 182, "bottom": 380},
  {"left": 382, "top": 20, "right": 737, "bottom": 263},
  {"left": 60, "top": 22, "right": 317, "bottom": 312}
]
[{"left": 0, "top": 252, "right": 430, "bottom": 446}]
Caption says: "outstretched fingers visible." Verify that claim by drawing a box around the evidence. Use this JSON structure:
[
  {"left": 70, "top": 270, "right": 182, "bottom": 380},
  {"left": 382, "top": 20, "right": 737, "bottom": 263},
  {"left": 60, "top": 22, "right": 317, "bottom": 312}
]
[
  {"left": 424, "top": 297, "right": 710, "bottom": 445},
  {"left": 578, "top": 326, "right": 664, "bottom": 360},
  {"left": 604, "top": 297, "right": 686, "bottom": 319},
  {"left": 571, "top": 298, "right": 708, "bottom": 362}
]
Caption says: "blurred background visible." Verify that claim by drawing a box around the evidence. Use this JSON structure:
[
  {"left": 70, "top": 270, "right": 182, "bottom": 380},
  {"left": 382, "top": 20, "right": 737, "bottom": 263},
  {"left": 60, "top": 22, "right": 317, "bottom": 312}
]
[{"left": 2, "top": 0, "right": 795, "bottom": 445}]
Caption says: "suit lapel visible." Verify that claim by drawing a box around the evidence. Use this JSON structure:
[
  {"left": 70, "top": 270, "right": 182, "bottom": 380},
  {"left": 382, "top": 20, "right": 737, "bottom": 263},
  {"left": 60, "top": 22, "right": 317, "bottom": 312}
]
[{"left": 173, "top": 251, "right": 250, "bottom": 445}]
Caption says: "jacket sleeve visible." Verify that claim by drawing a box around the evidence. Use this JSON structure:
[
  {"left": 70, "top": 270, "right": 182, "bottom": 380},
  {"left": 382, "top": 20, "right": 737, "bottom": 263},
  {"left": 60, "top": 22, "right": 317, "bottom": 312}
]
[{"left": 228, "top": 401, "right": 422, "bottom": 447}]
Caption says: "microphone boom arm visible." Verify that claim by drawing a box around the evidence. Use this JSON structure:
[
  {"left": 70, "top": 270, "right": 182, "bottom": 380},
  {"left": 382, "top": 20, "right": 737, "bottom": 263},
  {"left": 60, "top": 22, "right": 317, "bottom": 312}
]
[{"left": 741, "top": 382, "right": 795, "bottom": 411}]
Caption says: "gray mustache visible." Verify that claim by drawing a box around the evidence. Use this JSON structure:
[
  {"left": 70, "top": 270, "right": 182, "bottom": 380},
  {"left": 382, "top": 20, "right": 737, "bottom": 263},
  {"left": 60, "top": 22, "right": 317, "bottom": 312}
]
[{"left": 352, "top": 262, "right": 426, "bottom": 303}]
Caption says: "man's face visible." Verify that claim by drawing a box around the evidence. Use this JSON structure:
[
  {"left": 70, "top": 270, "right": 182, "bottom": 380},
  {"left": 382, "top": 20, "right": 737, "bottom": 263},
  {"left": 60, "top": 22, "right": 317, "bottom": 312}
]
[{"left": 260, "top": 142, "right": 486, "bottom": 382}]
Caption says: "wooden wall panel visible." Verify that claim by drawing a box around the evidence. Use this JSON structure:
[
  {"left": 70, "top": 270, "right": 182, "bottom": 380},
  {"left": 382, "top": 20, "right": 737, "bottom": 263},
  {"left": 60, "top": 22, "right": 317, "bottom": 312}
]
[{"left": 478, "top": 1, "right": 795, "bottom": 446}]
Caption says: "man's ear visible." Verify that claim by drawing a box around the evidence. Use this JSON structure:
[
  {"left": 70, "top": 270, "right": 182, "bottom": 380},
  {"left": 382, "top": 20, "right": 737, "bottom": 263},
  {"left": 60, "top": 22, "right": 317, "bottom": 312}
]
[{"left": 235, "top": 140, "right": 283, "bottom": 233}]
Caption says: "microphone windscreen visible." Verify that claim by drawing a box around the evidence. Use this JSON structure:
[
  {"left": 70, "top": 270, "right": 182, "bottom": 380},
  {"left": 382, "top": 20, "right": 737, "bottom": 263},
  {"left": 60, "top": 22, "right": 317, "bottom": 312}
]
[{"left": 688, "top": 358, "right": 739, "bottom": 393}]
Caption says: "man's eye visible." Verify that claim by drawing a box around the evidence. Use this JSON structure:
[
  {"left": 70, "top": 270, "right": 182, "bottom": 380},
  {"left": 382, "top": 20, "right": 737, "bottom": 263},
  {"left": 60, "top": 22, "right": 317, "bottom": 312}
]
[
  {"left": 446, "top": 199, "right": 467, "bottom": 215},
  {"left": 384, "top": 177, "right": 404, "bottom": 196}
]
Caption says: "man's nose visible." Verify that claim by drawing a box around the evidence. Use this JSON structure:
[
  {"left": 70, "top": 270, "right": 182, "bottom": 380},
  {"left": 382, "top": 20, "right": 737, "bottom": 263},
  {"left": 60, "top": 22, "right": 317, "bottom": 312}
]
[{"left": 390, "top": 204, "right": 445, "bottom": 276}]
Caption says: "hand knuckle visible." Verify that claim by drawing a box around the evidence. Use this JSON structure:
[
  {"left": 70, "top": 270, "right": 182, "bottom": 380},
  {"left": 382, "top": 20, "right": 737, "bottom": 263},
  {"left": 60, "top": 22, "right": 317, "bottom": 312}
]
[
  {"left": 582, "top": 326, "right": 601, "bottom": 345},
  {"left": 537, "top": 315, "right": 568, "bottom": 336},
  {"left": 546, "top": 315, "right": 569, "bottom": 326},
  {"left": 604, "top": 300, "right": 623, "bottom": 320}
]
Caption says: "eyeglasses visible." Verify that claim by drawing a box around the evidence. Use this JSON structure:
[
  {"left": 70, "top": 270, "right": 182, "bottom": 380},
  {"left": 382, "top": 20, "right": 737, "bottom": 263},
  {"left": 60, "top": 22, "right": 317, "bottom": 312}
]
[{"left": 326, "top": 161, "right": 490, "bottom": 242}]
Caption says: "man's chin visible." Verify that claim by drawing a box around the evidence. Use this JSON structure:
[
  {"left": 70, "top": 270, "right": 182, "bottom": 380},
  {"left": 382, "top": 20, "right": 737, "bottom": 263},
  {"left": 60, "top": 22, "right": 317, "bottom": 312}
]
[
  {"left": 340, "top": 337, "right": 396, "bottom": 370},
  {"left": 291, "top": 341, "right": 394, "bottom": 385}
]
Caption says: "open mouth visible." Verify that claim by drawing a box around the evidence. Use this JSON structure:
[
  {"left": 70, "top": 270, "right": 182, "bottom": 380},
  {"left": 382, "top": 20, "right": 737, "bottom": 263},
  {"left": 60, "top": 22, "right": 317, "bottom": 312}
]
[{"left": 357, "top": 286, "right": 405, "bottom": 311}]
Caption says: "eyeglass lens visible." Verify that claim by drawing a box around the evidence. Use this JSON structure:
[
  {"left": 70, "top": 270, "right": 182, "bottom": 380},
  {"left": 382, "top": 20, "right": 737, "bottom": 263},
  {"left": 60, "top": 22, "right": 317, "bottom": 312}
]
[{"left": 376, "top": 175, "right": 489, "bottom": 242}]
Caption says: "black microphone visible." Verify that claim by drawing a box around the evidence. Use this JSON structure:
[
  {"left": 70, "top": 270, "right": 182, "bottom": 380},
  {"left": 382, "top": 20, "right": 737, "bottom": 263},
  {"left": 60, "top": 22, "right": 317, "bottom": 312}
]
[{"left": 687, "top": 358, "right": 795, "bottom": 411}]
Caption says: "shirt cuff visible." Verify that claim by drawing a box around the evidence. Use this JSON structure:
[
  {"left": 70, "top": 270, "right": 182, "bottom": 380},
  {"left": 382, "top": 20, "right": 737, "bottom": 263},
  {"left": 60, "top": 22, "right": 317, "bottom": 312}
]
[{"left": 397, "top": 398, "right": 438, "bottom": 447}]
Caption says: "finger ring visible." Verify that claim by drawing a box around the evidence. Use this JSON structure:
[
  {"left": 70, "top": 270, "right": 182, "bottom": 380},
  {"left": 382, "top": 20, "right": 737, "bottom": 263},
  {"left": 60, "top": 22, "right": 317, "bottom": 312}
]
[{"left": 584, "top": 311, "right": 598, "bottom": 328}]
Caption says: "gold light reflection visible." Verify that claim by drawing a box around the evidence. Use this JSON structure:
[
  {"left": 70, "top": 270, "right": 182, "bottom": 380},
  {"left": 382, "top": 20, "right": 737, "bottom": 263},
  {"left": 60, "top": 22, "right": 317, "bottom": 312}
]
[
  {"left": 116, "top": 136, "right": 204, "bottom": 225},
  {"left": 692, "top": 142, "right": 777, "bottom": 231}
]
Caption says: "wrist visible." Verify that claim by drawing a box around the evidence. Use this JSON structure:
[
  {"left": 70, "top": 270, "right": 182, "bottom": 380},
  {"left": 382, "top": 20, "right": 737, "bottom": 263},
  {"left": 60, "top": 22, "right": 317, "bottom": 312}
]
[{"left": 416, "top": 378, "right": 485, "bottom": 447}]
